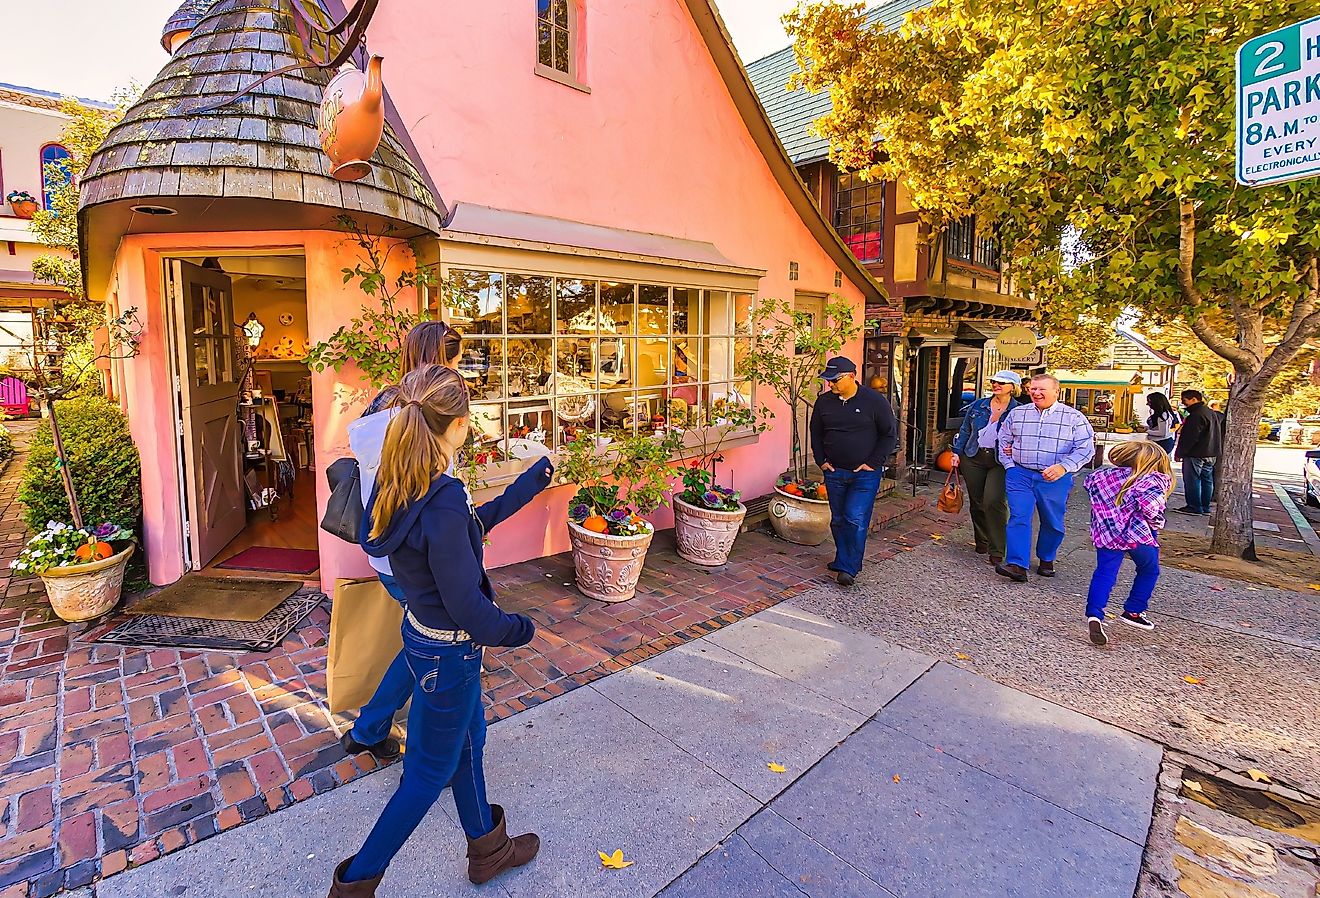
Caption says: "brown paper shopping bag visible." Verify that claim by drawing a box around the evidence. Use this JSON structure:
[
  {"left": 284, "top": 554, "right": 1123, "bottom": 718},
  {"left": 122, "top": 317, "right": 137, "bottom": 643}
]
[{"left": 327, "top": 578, "right": 404, "bottom": 714}]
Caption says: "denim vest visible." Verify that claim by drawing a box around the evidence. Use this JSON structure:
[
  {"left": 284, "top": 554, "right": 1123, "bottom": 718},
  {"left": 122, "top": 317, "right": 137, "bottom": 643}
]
[{"left": 952, "top": 397, "right": 1021, "bottom": 457}]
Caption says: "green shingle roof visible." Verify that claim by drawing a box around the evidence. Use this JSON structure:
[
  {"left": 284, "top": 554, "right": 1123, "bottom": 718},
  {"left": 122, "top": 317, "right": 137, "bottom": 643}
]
[{"left": 745, "top": 0, "right": 932, "bottom": 165}]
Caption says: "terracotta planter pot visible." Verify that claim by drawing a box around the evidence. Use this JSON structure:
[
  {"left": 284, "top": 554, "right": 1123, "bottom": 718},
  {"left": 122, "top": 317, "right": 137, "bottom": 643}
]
[
  {"left": 9, "top": 200, "right": 38, "bottom": 219},
  {"left": 768, "top": 486, "right": 831, "bottom": 546},
  {"left": 567, "top": 520, "right": 653, "bottom": 603},
  {"left": 673, "top": 496, "right": 746, "bottom": 567},
  {"left": 38, "top": 544, "right": 134, "bottom": 623}
]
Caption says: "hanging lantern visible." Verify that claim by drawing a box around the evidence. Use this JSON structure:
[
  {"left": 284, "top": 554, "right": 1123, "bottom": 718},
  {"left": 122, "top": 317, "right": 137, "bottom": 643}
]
[{"left": 243, "top": 312, "right": 265, "bottom": 348}]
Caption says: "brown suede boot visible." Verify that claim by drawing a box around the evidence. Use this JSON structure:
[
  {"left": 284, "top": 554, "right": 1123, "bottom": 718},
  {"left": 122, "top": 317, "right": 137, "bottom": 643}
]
[
  {"left": 327, "top": 857, "right": 383, "bottom": 898},
  {"left": 467, "top": 804, "right": 540, "bottom": 885}
]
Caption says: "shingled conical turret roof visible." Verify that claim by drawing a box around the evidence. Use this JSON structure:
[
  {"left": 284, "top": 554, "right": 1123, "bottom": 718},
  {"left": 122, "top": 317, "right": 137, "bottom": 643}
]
[
  {"left": 161, "top": 0, "right": 217, "bottom": 52},
  {"left": 81, "top": 0, "right": 442, "bottom": 255}
]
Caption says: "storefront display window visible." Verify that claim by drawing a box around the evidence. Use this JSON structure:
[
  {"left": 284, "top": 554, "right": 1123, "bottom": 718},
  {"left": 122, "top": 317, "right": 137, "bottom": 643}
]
[
  {"left": 940, "top": 348, "right": 982, "bottom": 430},
  {"left": 436, "top": 268, "right": 751, "bottom": 465},
  {"left": 863, "top": 336, "right": 895, "bottom": 399}
]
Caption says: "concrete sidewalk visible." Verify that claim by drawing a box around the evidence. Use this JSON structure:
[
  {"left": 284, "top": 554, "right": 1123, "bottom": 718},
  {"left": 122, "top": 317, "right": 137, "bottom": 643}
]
[{"left": 91, "top": 603, "right": 1160, "bottom": 898}]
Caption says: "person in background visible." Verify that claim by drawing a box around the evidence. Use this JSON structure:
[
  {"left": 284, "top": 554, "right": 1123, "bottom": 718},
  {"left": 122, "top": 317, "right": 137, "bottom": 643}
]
[
  {"left": 995, "top": 374, "right": 1096, "bottom": 582},
  {"left": 340, "top": 321, "right": 463, "bottom": 762},
  {"left": 329, "top": 365, "right": 553, "bottom": 894},
  {"left": 1144, "top": 392, "right": 1179, "bottom": 454},
  {"left": 1083, "top": 440, "right": 1174, "bottom": 647},
  {"left": 1172, "top": 389, "right": 1222, "bottom": 515},
  {"left": 811, "top": 356, "right": 898, "bottom": 587},
  {"left": 951, "top": 371, "right": 1023, "bottom": 565}
]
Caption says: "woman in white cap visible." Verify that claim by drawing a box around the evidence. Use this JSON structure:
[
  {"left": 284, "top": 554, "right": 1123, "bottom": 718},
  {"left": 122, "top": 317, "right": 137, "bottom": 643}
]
[{"left": 951, "top": 371, "right": 1024, "bottom": 565}]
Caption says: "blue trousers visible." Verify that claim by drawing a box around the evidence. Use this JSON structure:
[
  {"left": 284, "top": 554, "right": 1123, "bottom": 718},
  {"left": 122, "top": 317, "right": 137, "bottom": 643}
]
[
  {"left": 1004, "top": 466, "right": 1074, "bottom": 569},
  {"left": 824, "top": 468, "right": 882, "bottom": 577},
  {"left": 1086, "top": 545, "right": 1160, "bottom": 619},
  {"left": 1182, "top": 457, "right": 1216, "bottom": 513},
  {"left": 1153, "top": 437, "right": 1175, "bottom": 454},
  {"left": 349, "top": 573, "right": 415, "bottom": 747},
  {"left": 345, "top": 619, "right": 495, "bottom": 882}
]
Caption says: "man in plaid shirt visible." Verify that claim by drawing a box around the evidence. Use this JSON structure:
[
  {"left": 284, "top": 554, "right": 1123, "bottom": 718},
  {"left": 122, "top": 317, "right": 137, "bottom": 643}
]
[{"left": 994, "top": 374, "right": 1095, "bottom": 582}]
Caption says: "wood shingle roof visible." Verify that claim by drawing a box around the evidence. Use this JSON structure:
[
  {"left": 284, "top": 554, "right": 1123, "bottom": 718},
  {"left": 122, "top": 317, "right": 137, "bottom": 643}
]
[{"left": 80, "top": 0, "right": 441, "bottom": 236}]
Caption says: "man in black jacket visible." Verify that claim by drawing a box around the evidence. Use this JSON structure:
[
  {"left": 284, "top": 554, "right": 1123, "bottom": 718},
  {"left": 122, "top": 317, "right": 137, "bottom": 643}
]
[
  {"left": 1173, "top": 389, "right": 1223, "bottom": 515},
  {"left": 810, "top": 356, "right": 898, "bottom": 586}
]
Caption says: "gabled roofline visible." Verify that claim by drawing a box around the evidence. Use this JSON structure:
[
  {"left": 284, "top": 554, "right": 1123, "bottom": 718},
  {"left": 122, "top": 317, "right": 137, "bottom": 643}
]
[
  {"left": 682, "top": 0, "right": 886, "bottom": 306},
  {"left": 1118, "top": 329, "right": 1179, "bottom": 364}
]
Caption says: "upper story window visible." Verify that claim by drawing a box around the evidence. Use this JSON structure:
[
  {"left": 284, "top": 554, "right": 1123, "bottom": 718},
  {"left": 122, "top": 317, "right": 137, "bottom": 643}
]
[
  {"left": 40, "top": 143, "right": 72, "bottom": 211},
  {"left": 834, "top": 172, "right": 883, "bottom": 264},
  {"left": 537, "top": 0, "right": 574, "bottom": 77},
  {"left": 947, "top": 215, "right": 1000, "bottom": 270}
]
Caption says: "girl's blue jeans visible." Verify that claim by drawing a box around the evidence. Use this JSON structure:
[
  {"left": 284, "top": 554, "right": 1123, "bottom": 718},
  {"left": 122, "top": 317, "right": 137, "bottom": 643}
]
[
  {"left": 1086, "top": 545, "right": 1160, "bottom": 620},
  {"left": 344, "top": 618, "right": 495, "bottom": 882}
]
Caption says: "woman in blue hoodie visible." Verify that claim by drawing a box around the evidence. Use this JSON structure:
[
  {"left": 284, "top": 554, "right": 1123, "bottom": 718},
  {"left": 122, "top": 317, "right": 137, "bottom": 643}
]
[{"left": 329, "top": 364, "right": 553, "bottom": 896}]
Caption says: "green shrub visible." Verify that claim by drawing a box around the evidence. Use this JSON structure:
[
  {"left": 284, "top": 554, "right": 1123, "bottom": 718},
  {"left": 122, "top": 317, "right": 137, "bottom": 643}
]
[
  {"left": 0, "top": 425, "right": 12, "bottom": 464},
  {"left": 19, "top": 396, "right": 142, "bottom": 533}
]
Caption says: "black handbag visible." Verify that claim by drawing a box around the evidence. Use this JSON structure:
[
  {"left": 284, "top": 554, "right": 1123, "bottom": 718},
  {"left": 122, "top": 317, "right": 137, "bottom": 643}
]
[{"left": 320, "top": 457, "right": 364, "bottom": 544}]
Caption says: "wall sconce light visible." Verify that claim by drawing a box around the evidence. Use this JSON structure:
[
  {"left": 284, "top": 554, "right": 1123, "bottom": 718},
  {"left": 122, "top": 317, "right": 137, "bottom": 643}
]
[{"left": 243, "top": 312, "right": 265, "bottom": 348}]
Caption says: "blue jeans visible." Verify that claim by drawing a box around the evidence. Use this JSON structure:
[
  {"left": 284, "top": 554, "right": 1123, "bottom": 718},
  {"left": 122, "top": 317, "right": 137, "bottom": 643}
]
[
  {"left": 1086, "top": 545, "right": 1160, "bottom": 619},
  {"left": 1182, "top": 457, "right": 1216, "bottom": 513},
  {"left": 1004, "top": 466, "right": 1074, "bottom": 569},
  {"left": 349, "top": 573, "right": 415, "bottom": 747},
  {"left": 1153, "top": 437, "right": 1175, "bottom": 454},
  {"left": 345, "top": 618, "right": 495, "bottom": 882},
  {"left": 824, "top": 468, "right": 882, "bottom": 577}
]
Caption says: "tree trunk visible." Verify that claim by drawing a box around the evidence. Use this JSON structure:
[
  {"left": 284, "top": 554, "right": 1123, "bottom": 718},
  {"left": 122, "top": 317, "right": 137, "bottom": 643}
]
[
  {"left": 1208, "top": 384, "right": 1263, "bottom": 558},
  {"left": 45, "top": 395, "right": 85, "bottom": 530}
]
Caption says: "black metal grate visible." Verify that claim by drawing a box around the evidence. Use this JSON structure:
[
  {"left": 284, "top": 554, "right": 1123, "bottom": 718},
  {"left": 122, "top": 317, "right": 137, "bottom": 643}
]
[{"left": 94, "top": 592, "right": 325, "bottom": 653}]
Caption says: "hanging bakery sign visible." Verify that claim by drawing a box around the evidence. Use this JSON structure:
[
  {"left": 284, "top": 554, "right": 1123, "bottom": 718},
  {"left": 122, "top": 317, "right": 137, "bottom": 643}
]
[{"left": 995, "top": 326, "right": 1038, "bottom": 360}]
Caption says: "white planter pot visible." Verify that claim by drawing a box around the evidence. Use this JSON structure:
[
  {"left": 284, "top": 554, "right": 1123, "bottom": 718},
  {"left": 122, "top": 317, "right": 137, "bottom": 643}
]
[
  {"left": 39, "top": 544, "right": 134, "bottom": 622},
  {"left": 567, "top": 520, "right": 654, "bottom": 603},
  {"left": 767, "top": 486, "right": 831, "bottom": 546},
  {"left": 673, "top": 496, "right": 746, "bottom": 567}
]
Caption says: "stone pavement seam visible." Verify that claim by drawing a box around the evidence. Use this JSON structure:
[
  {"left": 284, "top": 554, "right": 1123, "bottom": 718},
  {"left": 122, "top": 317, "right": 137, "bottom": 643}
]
[
  {"left": 736, "top": 813, "right": 900, "bottom": 898},
  {"left": 1270, "top": 483, "right": 1320, "bottom": 556}
]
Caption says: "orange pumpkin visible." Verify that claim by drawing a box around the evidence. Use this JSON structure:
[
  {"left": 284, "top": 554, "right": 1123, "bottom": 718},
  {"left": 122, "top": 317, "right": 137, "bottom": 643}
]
[
  {"left": 815, "top": 484, "right": 828, "bottom": 500},
  {"left": 934, "top": 449, "right": 955, "bottom": 472},
  {"left": 582, "top": 515, "right": 610, "bottom": 533},
  {"left": 75, "top": 541, "right": 113, "bottom": 562},
  {"left": 782, "top": 483, "right": 803, "bottom": 496}
]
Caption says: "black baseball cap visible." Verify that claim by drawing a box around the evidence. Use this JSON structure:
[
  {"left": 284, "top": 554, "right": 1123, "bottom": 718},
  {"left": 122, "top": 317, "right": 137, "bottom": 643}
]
[{"left": 819, "top": 357, "right": 857, "bottom": 380}]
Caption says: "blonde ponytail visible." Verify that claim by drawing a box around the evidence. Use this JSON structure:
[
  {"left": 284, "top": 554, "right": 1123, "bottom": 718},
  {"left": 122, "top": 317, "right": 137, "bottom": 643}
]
[{"left": 370, "top": 365, "right": 470, "bottom": 539}]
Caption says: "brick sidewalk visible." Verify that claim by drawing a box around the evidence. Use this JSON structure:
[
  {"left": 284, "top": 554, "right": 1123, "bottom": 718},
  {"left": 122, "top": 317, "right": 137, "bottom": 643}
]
[{"left": 0, "top": 428, "right": 936, "bottom": 897}]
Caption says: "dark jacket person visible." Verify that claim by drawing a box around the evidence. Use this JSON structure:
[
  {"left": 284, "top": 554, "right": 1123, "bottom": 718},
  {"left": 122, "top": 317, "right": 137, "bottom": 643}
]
[
  {"left": 810, "top": 356, "right": 898, "bottom": 586},
  {"left": 1172, "top": 390, "right": 1222, "bottom": 515}
]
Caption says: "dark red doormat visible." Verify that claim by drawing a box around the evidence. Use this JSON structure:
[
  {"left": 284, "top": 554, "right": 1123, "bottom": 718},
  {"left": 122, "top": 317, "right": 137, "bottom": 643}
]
[{"left": 216, "top": 546, "right": 320, "bottom": 574}]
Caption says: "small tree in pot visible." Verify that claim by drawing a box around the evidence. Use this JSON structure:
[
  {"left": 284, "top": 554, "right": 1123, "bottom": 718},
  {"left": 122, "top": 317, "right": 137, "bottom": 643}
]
[
  {"left": 671, "top": 400, "right": 767, "bottom": 566},
  {"left": 738, "top": 297, "right": 863, "bottom": 545},
  {"left": 560, "top": 431, "right": 681, "bottom": 602}
]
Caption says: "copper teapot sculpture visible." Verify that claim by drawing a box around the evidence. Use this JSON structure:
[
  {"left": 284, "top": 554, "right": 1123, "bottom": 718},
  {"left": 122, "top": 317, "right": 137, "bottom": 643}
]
[{"left": 318, "top": 55, "right": 385, "bottom": 182}]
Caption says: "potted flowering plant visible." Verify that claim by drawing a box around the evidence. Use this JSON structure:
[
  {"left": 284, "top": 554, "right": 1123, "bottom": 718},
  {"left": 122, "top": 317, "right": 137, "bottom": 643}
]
[
  {"left": 11, "top": 521, "right": 135, "bottom": 622},
  {"left": 671, "top": 400, "right": 765, "bottom": 566},
  {"left": 560, "top": 430, "right": 681, "bottom": 602},
  {"left": 6, "top": 190, "right": 38, "bottom": 219}
]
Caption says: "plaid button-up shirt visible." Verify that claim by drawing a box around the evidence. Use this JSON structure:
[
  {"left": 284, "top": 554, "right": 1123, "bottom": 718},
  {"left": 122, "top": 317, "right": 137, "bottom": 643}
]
[
  {"left": 1084, "top": 467, "right": 1170, "bottom": 550},
  {"left": 997, "top": 401, "right": 1095, "bottom": 472}
]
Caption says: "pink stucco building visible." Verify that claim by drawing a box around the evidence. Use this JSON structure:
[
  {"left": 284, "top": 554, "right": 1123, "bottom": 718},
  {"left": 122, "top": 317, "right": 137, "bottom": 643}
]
[{"left": 79, "top": 0, "right": 884, "bottom": 591}]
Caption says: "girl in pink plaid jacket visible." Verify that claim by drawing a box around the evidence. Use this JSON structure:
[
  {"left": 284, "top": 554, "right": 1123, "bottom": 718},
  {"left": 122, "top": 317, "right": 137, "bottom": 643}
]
[{"left": 1082, "top": 441, "right": 1174, "bottom": 647}]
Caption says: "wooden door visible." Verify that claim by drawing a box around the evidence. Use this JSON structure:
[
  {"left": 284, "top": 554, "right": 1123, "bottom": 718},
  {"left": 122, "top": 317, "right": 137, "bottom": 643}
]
[{"left": 169, "top": 260, "right": 245, "bottom": 569}]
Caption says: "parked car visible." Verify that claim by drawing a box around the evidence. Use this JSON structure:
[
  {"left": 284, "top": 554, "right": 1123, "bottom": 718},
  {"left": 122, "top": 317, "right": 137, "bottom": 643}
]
[{"left": 1304, "top": 449, "right": 1320, "bottom": 507}]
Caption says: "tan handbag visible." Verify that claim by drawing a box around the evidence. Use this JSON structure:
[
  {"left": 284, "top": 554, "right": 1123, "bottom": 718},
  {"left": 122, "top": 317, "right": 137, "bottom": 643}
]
[
  {"left": 937, "top": 470, "right": 965, "bottom": 514},
  {"left": 327, "top": 577, "right": 405, "bottom": 714}
]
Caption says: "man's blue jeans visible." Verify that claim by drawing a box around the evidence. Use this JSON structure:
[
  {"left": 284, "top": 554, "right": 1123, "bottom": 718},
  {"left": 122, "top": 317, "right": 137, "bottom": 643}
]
[
  {"left": 1086, "top": 545, "right": 1160, "bottom": 619},
  {"left": 1004, "top": 466, "right": 1074, "bottom": 569},
  {"left": 1182, "top": 457, "right": 1216, "bottom": 513},
  {"left": 344, "top": 619, "right": 495, "bottom": 882},
  {"left": 349, "top": 573, "right": 414, "bottom": 747},
  {"left": 824, "top": 468, "right": 882, "bottom": 577}
]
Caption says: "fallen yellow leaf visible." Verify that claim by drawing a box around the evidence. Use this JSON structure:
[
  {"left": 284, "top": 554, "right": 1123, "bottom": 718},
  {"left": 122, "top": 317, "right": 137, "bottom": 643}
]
[
  {"left": 1182, "top": 676, "right": 1202, "bottom": 685},
  {"left": 599, "top": 849, "right": 634, "bottom": 870},
  {"left": 767, "top": 762, "right": 787, "bottom": 774},
  {"left": 955, "top": 652, "right": 972, "bottom": 661},
  {"left": 1182, "top": 780, "right": 1204, "bottom": 793},
  {"left": 1309, "top": 584, "right": 1320, "bottom": 591},
  {"left": 1246, "top": 769, "right": 1272, "bottom": 783},
  {"left": 892, "top": 774, "right": 902, "bottom": 783}
]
